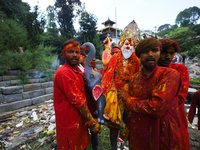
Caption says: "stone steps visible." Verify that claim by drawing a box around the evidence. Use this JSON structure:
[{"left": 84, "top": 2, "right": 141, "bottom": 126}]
[{"left": 0, "top": 80, "right": 53, "bottom": 114}]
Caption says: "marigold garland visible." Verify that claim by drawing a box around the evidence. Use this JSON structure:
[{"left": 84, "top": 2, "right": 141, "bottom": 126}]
[
  {"left": 102, "top": 50, "right": 140, "bottom": 94},
  {"left": 114, "top": 51, "right": 140, "bottom": 89}
]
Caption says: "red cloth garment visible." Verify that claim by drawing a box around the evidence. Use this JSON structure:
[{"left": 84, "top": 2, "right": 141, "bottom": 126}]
[
  {"left": 53, "top": 63, "right": 90, "bottom": 150},
  {"left": 169, "top": 63, "right": 190, "bottom": 150},
  {"left": 188, "top": 90, "right": 200, "bottom": 130},
  {"left": 126, "top": 66, "right": 182, "bottom": 150}
]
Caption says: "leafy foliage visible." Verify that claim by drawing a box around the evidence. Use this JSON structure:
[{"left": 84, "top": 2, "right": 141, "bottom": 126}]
[
  {"left": 78, "top": 11, "right": 98, "bottom": 43},
  {"left": 190, "top": 78, "right": 200, "bottom": 84},
  {"left": 77, "top": 11, "right": 103, "bottom": 59},
  {"left": 189, "top": 24, "right": 200, "bottom": 35},
  {"left": 0, "top": 11, "right": 28, "bottom": 52},
  {"left": 54, "top": 0, "right": 83, "bottom": 39},
  {"left": 0, "top": 45, "right": 56, "bottom": 79},
  {"left": 157, "top": 24, "right": 171, "bottom": 32},
  {"left": 187, "top": 44, "right": 200, "bottom": 58},
  {"left": 0, "top": 0, "right": 46, "bottom": 48},
  {"left": 170, "top": 27, "right": 198, "bottom": 52},
  {"left": 175, "top": 6, "right": 200, "bottom": 27}
]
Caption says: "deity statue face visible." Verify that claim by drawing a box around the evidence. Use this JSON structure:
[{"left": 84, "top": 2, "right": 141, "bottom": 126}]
[{"left": 121, "top": 39, "right": 135, "bottom": 59}]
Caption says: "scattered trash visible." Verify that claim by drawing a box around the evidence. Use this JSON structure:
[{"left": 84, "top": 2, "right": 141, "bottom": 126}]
[
  {"left": 31, "top": 112, "right": 38, "bottom": 121},
  {"left": 16, "top": 121, "right": 23, "bottom": 127},
  {"left": 50, "top": 115, "right": 55, "bottom": 123},
  {"left": 0, "top": 102, "right": 56, "bottom": 149}
]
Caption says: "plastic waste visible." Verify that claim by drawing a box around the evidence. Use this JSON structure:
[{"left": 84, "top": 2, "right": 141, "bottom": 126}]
[{"left": 31, "top": 111, "right": 38, "bottom": 121}]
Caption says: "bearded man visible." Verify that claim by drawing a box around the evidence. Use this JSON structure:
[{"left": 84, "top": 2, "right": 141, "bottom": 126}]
[
  {"left": 119, "top": 38, "right": 183, "bottom": 149},
  {"left": 101, "top": 20, "right": 141, "bottom": 125}
]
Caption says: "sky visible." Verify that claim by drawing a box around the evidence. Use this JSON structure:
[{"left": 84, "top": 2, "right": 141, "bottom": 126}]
[{"left": 22, "top": 0, "right": 200, "bottom": 31}]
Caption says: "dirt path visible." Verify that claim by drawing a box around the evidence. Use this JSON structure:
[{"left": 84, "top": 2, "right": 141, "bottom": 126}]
[{"left": 189, "top": 127, "right": 200, "bottom": 150}]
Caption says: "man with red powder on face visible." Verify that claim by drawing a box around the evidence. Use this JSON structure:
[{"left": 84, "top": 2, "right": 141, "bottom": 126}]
[
  {"left": 53, "top": 39, "right": 101, "bottom": 150},
  {"left": 158, "top": 39, "right": 190, "bottom": 150},
  {"left": 118, "top": 38, "right": 183, "bottom": 149}
]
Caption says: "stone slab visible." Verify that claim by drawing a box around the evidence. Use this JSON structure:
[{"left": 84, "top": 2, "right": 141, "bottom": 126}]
[
  {"left": 39, "top": 78, "right": 48, "bottom": 83},
  {"left": 22, "top": 89, "right": 45, "bottom": 99},
  {"left": 1, "top": 86, "right": 23, "bottom": 95},
  {"left": 41, "top": 81, "right": 53, "bottom": 88},
  {"left": 23, "top": 83, "right": 42, "bottom": 92},
  {"left": 4, "top": 70, "right": 21, "bottom": 75},
  {"left": 3, "top": 93, "right": 23, "bottom": 103},
  {"left": 3, "top": 75, "right": 18, "bottom": 81},
  {"left": 10, "top": 80, "right": 22, "bottom": 85},
  {"left": 0, "top": 99, "right": 32, "bottom": 113},
  {"left": 28, "top": 79, "right": 40, "bottom": 83},
  {"left": 43, "top": 93, "right": 53, "bottom": 100},
  {"left": 0, "top": 94, "right": 3, "bottom": 104},
  {"left": 32, "top": 95, "right": 46, "bottom": 105},
  {"left": 45, "top": 87, "right": 53, "bottom": 94},
  {"left": 0, "top": 81, "right": 10, "bottom": 87}
]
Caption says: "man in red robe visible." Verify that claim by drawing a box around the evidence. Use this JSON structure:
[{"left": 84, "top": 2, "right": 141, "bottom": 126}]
[
  {"left": 188, "top": 90, "right": 200, "bottom": 130},
  {"left": 158, "top": 39, "right": 190, "bottom": 150},
  {"left": 119, "top": 38, "right": 182, "bottom": 149},
  {"left": 53, "top": 39, "right": 101, "bottom": 150}
]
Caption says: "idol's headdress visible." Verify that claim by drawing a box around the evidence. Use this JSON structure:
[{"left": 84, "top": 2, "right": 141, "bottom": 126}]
[{"left": 118, "top": 20, "right": 141, "bottom": 48}]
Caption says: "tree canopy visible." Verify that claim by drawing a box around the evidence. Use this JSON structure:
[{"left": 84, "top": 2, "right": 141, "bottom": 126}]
[
  {"left": 78, "top": 11, "right": 102, "bottom": 59},
  {"left": 157, "top": 24, "right": 171, "bottom": 32},
  {"left": 54, "top": 0, "right": 84, "bottom": 39},
  {"left": 175, "top": 6, "right": 200, "bottom": 27}
]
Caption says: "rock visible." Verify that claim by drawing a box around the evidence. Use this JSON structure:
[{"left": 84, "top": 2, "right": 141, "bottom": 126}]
[
  {"left": 23, "top": 83, "right": 42, "bottom": 92},
  {"left": 1, "top": 86, "right": 23, "bottom": 95},
  {"left": 0, "top": 81, "right": 11, "bottom": 87},
  {"left": 185, "top": 88, "right": 198, "bottom": 104},
  {"left": 22, "top": 89, "right": 45, "bottom": 99},
  {"left": 28, "top": 79, "right": 40, "bottom": 83},
  {"left": 45, "top": 87, "right": 53, "bottom": 94},
  {"left": 3, "top": 94, "right": 23, "bottom": 103},
  {"left": 0, "top": 99, "right": 32, "bottom": 113},
  {"left": 10, "top": 80, "right": 21, "bottom": 85},
  {"left": 32, "top": 95, "right": 46, "bottom": 105},
  {"left": 41, "top": 82, "right": 53, "bottom": 88}
]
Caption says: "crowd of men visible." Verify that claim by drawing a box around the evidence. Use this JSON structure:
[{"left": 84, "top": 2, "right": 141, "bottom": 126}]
[{"left": 53, "top": 20, "right": 199, "bottom": 150}]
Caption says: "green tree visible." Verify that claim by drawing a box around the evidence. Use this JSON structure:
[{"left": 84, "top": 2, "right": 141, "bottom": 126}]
[
  {"left": 0, "top": 11, "right": 28, "bottom": 52},
  {"left": 54, "top": 0, "right": 83, "bottom": 39},
  {"left": 187, "top": 44, "right": 200, "bottom": 58},
  {"left": 157, "top": 24, "right": 171, "bottom": 32},
  {"left": 46, "top": 5, "right": 59, "bottom": 39},
  {"left": 175, "top": 6, "right": 200, "bottom": 27},
  {"left": 78, "top": 11, "right": 98, "bottom": 43},
  {"left": 0, "top": 0, "right": 46, "bottom": 48},
  {"left": 170, "top": 27, "right": 198, "bottom": 52},
  {"left": 189, "top": 24, "right": 200, "bottom": 36},
  {"left": 77, "top": 11, "right": 103, "bottom": 59}
]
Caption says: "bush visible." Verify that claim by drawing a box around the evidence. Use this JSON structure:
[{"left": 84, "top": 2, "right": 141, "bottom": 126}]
[
  {"left": 187, "top": 44, "right": 200, "bottom": 58},
  {"left": 0, "top": 45, "right": 57, "bottom": 79}
]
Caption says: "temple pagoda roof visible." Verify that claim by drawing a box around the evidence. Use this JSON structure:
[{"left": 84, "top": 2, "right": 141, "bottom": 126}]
[{"left": 102, "top": 18, "right": 115, "bottom": 26}]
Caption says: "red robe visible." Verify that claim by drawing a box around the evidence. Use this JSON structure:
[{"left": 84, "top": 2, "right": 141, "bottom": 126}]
[
  {"left": 53, "top": 63, "right": 90, "bottom": 150},
  {"left": 188, "top": 90, "right": 200, "bottom": 130},
  {"left": 169, "top": 63, "right": 190, "bottom": 150},
  {"left": 126, "top": 65, "right": 182, "bottom": 150}
]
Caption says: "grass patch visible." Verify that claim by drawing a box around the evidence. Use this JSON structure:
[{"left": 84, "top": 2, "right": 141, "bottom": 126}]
[
  {"left": 87, "top": 125, "right": 111, "bottom": 150},
  {"left": 190, "top": 78, "right": 200, "bottom": 84}
]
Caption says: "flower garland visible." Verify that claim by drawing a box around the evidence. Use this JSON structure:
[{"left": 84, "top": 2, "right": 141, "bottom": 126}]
[{"left": 114, "top": 51, "right": 140, "bottom": 89}]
